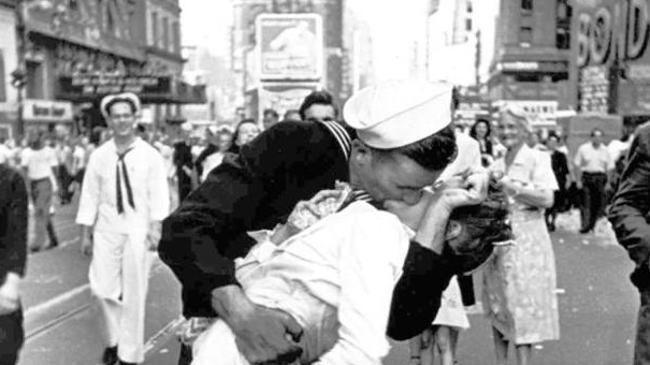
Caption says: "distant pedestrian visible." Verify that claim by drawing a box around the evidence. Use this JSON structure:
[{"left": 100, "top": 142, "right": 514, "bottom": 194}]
[
  {"left": 545, "top": 133, "right": 571, "bottom": 231},
  {"left": 482, "top": 107, "right": 560, "bottom": 365},
  {"left": 21, "top": 132, "right": 59, "bottom": 252},
  {"left": 171, "top": 123, "right": 194, "bottom": 202},
  {"left": 76, "top": 92, "right": 169, "bottom": 365},
  {"left": 298, "top": 90, "right": 338, "bottom": 123},
  {"left": 469, "top": 119, "right": 494, "bottom": 167},
  {"left": 195, "top": 126, "right": 233, "bottom": 182},
  {"left": 0, "top": 163, "right": 28, "bottom": 365},
  {"left": 608, "top": 121, "right": 650, "bottom": 365},
  {"left": 262, "top": 108, "right": 279, "bottom": 130},
  {"left": 227, "top": 119, "right": 260, "bottom": 154},
  {"left": 282, "top": 109, "right": 301, "bottom": 122},
  {"left": 574, "top": 128, "right": 611, "bottom": 234}
]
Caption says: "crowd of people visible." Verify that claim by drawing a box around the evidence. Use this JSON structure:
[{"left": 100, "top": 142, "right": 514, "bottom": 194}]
[{"left": 0, "top": 78, "right": 649, "bottom": 365}]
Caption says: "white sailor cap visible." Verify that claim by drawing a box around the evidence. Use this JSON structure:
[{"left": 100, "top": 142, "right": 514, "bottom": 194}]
[
  {"left": 343, "top": 79, "right": 454, "bottom": 149},
  {"left": 100, "top": 92, "right": 142, "bottom": 120}
]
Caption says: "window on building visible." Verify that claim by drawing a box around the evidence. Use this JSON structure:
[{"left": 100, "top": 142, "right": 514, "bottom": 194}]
[
  {"left": 520, "top": 26, "right": 533, "bottom": 44},
  {"left": 522, "top": 0, "right": 533, "bottom": 11},
  {"left": 26, "top": 61, "right": 44, "bottom": 99},
  {"left": 68, "top": 0, "right": 78, "bottom": 11},
  {"left": 172, "top": 22, "right": 180, "bottom": 54},
  {"left": 466, "top": 0, "right": 473, "bottom": 13},
  {"left": 0, "top": 50, "right": 5, "bottom": 102},
  {"left": 557, "top": 0, "right": 568, "bottom": 20},
  {"left": 556, "top": 28, "right": 570, "bottom": 49},
  {"left": 151, "top": 12, "right": 158, "bottom": 47},
  {"left": 106, "top": 7, "right": 116, "bottom": 35},
  {"left": 465, "top": 18, "right": 472, "bottom": 31},
  {"left": 162, "top": 17, "right": 169, "bottom": 51}
]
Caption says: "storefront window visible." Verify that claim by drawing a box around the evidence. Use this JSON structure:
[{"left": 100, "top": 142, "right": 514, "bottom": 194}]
[{"left": 522, "top": 0, "right": 533, "bottom": 11}]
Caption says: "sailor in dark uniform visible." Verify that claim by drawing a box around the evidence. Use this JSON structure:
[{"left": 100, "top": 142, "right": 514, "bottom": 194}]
[{"left": 159, "top": 80, "right": 489, "bottom": 364}]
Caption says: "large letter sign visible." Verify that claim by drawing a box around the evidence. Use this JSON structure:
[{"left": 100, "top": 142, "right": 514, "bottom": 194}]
[
  {"left": 591, "top": 7, "right": 613, "bottom": 65},
  {"left": 627, "top": 0, "right": 650, "bottom": 60},
  {"left": 578, "top": 13, "right": 592, "bottom": 67}
]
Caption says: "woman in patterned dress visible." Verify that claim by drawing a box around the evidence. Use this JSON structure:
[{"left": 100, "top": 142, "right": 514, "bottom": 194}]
[{"left": 482, "top": 108, "right": 560, "bottom": 365}]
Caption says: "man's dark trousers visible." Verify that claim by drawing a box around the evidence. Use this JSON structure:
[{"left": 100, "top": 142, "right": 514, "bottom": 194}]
[
  {"left": 581, "top": 172, "right": 607, "bottom": 232},
  {"left": 0, "top": 308, "right": 24, "bottom": 365},
  {"left": 636, "top": 288, "right": 650, "bottom": 364}
]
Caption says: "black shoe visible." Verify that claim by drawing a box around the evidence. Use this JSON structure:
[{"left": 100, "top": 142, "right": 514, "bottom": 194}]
[
  {"left": 118, "top": 361, "right": 137, "bottom": 365},
  {"left": 579, "top": 228, "right": 592, "bottom": 234},
  {"left": 549, "top": 223, "right": 556, "bottom": 232},
  {"left": 102, "top": 346, "right": 118, "bottom": 365}
]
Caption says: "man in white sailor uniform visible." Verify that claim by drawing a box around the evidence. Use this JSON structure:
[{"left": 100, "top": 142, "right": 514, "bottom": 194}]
[
  {"left": 76, "top": 92, "right": 170, "bottom": 365},
  {"left": 160, "top": 80, "right": 489, "bottom": 365}
]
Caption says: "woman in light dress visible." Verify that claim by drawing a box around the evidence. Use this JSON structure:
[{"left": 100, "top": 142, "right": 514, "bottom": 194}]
[
  {"left": 482, "top": 108, "right": 560, "bottom": 365},
  {"left": 408, "top": 277, "right": 469, "bottom": 365}
]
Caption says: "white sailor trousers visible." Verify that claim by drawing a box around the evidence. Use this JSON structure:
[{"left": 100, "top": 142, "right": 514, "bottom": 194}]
[{"left": 89, "top": 230, "right": 153, "bottom": 363}]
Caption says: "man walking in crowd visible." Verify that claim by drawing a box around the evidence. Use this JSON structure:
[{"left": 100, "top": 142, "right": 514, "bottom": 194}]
[
  {"left": 21, "top": 132, "right": 59, "bottom": 252},
  {"left": 574, "top": 128, "right": 612, "bottom": 234},
  {"left": 0, "top": 161, "right": 28, "bottom": 364},
  {"left": 159, "top": 80, "right": 489, "bottom": 365},
  {"left": 299, "top": 90, "right": 339, "bottom": 123},
  {"left": 262, "top": 108, "right": 280, "bottom": 130},
  {"left": 609, "top": 121, "right": 650, "bottom": 365},
  {"left": 76, "top": 92, "right": 169, "bottom": 365}
]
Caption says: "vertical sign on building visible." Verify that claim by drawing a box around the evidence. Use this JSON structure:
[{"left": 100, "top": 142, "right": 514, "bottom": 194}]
[{"left": 256, "top": 14, "right": 324, "bottom": 80}]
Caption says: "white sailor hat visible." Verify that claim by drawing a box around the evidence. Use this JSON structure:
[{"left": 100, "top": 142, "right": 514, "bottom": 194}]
[
  {"left": 343, "top": 79, "right": 454, "bottom": 149},
  {"left": 100, "top": 92, "right": 142, "bottom": 120}
]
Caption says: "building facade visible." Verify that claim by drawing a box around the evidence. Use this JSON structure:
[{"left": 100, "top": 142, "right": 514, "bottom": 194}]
[
  {"left": 0, "top": 0, "right": 203, "bottom": 139},
  {"left": 426, "top": 0, "right": 479, "bottom": 86},
  {"left": 0, "top": 0, "right": 18, "bottom": 141},
  {"left": 488, "top": 0, "right": 572, "bottom": 128}
]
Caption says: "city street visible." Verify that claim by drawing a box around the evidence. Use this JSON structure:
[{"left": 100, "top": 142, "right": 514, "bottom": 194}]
[{"left": 17, "top": 199, "right": 639, "bottom": 365}]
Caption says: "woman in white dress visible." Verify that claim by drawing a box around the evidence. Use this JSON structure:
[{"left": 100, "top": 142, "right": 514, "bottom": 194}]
[{"left": 482, "top": 108, "right": 560, "bottom": 365}]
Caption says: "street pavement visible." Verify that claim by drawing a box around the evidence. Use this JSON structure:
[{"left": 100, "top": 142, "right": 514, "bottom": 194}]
[{"left": 18, "top": 199, "right": 639, "bottom": 365}]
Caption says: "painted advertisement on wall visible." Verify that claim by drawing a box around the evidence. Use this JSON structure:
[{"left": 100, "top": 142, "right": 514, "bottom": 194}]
[
  {"left": 574, "top": 0, "right": 650, "bottom": 115},
  {"left": 256, "top": 14, "right": 323, "bottom": 80}
]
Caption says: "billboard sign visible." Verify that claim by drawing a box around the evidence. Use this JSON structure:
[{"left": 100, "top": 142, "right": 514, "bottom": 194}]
[
  {"left": 575, "top": 0, "right": 650, "bottom": 114},
  {"left": 257, "top": 14, "right": 323, "bottom": 80}
]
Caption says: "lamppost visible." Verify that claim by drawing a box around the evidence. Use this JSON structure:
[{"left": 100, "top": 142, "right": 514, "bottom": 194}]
[{"left": 11, "top": 0, "right": 57, "bottom": 138}]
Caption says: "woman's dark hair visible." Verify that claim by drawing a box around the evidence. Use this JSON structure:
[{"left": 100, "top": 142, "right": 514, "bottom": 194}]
[
  {"left": 298, "top": 90, "right": 339, "bottom": 120},
  {"left": 372, "top": 125, "right": 457, "bottom": 172},
  {"left": 447, "top": 181, "right": 512, "bottom": 273},
  {"left": 469, "top": 119, "right": 491, "bottom": 139}
]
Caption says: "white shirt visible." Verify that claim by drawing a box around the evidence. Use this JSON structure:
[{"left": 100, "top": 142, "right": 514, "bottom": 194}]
[
  {"left": 438, "top": 132, "right": 482, "bottom": 182},
  {"left": 574, "top": 142, "right": 611, "bottom": 174},
  {"left": 234, "top": 201, "right": 411, "bottom": 365},
  {"left": 21, "top": 147, "right": 58, "bottom": 180},
  {"left": 76, "top": 138, "right": 170, "bottom": 234},
  {"left": 0, "top": 144, "right": 10, "bottom": 164},
  {"left": 607, "top": 139, "right": 632, "bottom": 167},
  {"left": 71, "top": 145, "right": 86, "bottom": 173},
  {"left": 200, "top": 152, "right": 225, "bottom": 182}
]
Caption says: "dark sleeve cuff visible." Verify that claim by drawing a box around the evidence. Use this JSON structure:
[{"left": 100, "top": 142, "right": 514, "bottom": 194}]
[{"left": 386, "top": 241, "right": 455, "bottom": 340}]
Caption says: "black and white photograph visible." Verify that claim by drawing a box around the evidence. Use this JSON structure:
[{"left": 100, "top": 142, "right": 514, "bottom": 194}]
[{"left": 0, "top": 0, "right": 648, "bottom": 364}]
